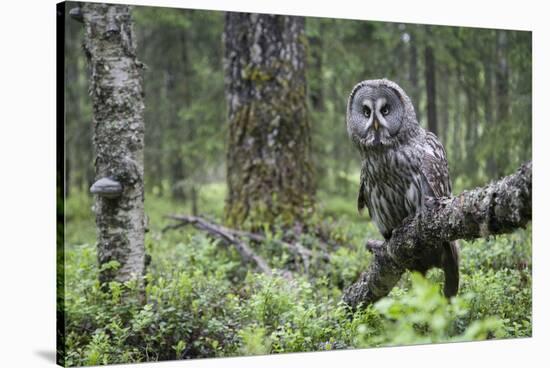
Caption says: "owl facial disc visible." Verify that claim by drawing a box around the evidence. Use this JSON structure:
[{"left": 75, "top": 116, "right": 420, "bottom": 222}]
[{"left": 347, "top": 79, "right": 415, "bottom": 150}]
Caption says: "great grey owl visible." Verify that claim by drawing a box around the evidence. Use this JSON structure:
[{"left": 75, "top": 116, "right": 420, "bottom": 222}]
[{"left": 346, "top": 78, "right": 459, "bottom": 297}]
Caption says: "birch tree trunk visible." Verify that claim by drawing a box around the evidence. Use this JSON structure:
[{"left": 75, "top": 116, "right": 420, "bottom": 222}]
[
  {"left": 223, "top": 13, "right": 314, "bottom": 229},
  {"left": 82, "top": 3, "right": 146, "bottom": 292}
]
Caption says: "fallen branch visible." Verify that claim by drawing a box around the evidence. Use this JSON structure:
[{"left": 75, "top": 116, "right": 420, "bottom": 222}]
[
  {"left": 166, "top": 214, "right": 328, "bottom": 260},
  {"left": 164, "top": 214, "right": 331, "bottom": 277},
  {"left": 163, "top": 214, "right": 273, "bottom": 275},
  {"left": 343, "top": 161, "right": 532, "bottom": 310}
]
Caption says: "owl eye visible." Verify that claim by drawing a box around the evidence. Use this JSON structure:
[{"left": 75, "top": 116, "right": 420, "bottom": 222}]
[
  {"left": 381, "top": 104, "right": 390, "bottom": 116},
  {"left": 363, "top": 106, "right": 371, "bottom": 118}
]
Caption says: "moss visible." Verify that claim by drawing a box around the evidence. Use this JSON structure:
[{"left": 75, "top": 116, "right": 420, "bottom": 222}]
[
  {"left": 225, "top": 98, "right": 313, "bottom": 230},
  {"left": 242, "top": 65, "right": 274, "bottom": 82},
  {"left": 223, "top": 14, "right": 314, "bottom": 231}
]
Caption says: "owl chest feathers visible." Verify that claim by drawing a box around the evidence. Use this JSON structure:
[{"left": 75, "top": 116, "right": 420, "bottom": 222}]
[{"left": 361, "top": 145, "right": 425, "bottom": 239}]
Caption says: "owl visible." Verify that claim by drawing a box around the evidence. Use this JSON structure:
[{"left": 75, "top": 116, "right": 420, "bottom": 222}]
[{"left": 346, "top": 79, "right": 459, "bottom": 298}]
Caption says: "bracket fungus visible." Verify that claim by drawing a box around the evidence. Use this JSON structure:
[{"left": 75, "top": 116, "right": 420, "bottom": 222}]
[{"left": 90, "top": 177, "right": 123, "bottom": 198}]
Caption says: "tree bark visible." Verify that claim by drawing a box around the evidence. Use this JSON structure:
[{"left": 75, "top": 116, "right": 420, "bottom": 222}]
[
  {"left": 82, "top": 3, "right": 147, "bottom": 291},
  {"left": 343, "top": 161, "right": 531, "bottom": 310},
  {"left": 424, "top": 44, "right": 438, "bottom": 136},
  {"left": 223, "top": 13, "right": 314, "bottom": 229}
]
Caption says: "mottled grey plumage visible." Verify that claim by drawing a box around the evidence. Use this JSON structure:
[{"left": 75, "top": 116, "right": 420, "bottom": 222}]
[{"left": 347, "top": 79, "right": 459, "bottom": 297}]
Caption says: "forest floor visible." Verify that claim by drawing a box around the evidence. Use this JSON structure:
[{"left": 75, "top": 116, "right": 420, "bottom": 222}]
[{"left": 62, "top": 185, "right": 532, "bottom": 366}]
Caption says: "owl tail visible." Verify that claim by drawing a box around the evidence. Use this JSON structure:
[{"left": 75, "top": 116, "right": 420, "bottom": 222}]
[{"left": 442, "top": 241, "right": 460, "bottom": 298}]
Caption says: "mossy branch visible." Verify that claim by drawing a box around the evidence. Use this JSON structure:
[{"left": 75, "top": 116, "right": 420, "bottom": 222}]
[{"left": 343, "top": 161, "right": 532, "bottom": 310}]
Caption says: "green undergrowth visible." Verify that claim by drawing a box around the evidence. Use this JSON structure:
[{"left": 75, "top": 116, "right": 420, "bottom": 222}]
[{"left": 61, "top": 188, "right": 532, "bottom": 366}]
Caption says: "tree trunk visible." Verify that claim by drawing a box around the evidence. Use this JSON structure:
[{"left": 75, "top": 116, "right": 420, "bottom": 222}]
[
  {"left": 308, "top": 22, "right": 324, "bottom": 110},
  {"left": 451, "top": 71, "right": 462, "bottom": 168},
  {"left": 496, "top": 31, "right": 509, "bottom": 123},
  {"left": 223, "top": 13, "right": 314, "bottom": 229},
  {"left": 495, "top": 30, "right": 510, "bottom": 178},
  {"left": 408, "top": 37, "right": 421, "bottom": 122},
  {"left": 343, "top": 162, "right": 531, "bottom": 309},
  {"left": 170, "top": 29, "right": 193, "bottom": 201},
  {"left": 191, "top": 185, "right": 198, "bottom": 216},
  {"left": 65, "top": 156, "right": 70, "bottom": 197},
  {"left": 465, "top": 86, "right": 479, "bottom": 176},
  {"left": 439, "top": 65, "right": 450, "bottom": 146},
  {"left": 424, "top": 44, "right": 438, "bottom": 135},
  {"left": 484, "top": 38, "right": 497, "bottom": 177},
  {"left": 170, "top": 157, "right": 186, "bottom": 200},
  {"left": 82, "top": 3, "right": 147, "bottom": 293}
]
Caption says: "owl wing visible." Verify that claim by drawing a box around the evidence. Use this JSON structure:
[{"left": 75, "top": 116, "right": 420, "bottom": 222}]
[
  {"left": 357, "top": 162, "right": 368, "bottom": 213},
  {"left": 420, "top": 132, "right": 452, "bottom": 198},
  {"left": 357, "top": 163, "right": 372, "bottom": 213}
]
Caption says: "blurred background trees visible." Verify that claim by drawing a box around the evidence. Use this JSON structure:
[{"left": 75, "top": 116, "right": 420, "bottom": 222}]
[{"left": 64, "top": 6, "right": 532, "bottom": 212}]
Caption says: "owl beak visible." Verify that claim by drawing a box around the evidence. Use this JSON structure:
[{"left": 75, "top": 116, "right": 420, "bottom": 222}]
[{"left": 373, "top": 119, "right": 380, "bottom": 131}]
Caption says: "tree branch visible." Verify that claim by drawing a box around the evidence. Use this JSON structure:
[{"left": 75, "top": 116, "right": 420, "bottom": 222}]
[
  {"left": 343, "top": 161, "right": 532, "bottom": 309},
  {"left": 164, "top": 215, "right": 332, "bottom": 277},
  {"left": 163, "top": 215, "right": 273, "bottom": 276}
]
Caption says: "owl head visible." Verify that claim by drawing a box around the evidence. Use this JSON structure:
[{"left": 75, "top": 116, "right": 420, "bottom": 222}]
[{"left": 346, "top": 79, "right": 418, "bottom": 150}]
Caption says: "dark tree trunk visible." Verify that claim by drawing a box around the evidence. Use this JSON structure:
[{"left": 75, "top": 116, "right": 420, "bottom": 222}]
[
  {"left": 408, "top": 38, "right": 421, "bottom": 122},
  {"left": 308, "top": 24, "right": 324, "bottom": 110},
  {"left": 465, "top": 86, "right": 479, "bottom": 176},
  {"left": 170, "top": 29, "right": 193, "bottom": 200},
  {"left": 140, "top": 28, "right": 164, "bottom": 197},
  {"left": 343, "top": 162, "right": 531, "bottom": 309},
  {"left": 170, "top": 157, "right": 186, "bottom": 200},
  {"left": 496, "top": 31, "right": 510, "bottom": 123},
  {"left": 191, "top": 185, "right": 198, "bottom": 216},
  {"left": 451, "top": 70, "right": 462, "bottom": 166},
  {"left": 65, "top": 156, "right": 70, "bottom": 197},
  {"left": 484, "top": 52, "right": 495, "bottom": 127},
  {"left": 223, "top": 13, "right": 314, "bottom": 229},
  {"left": 449, "top": 43, "right": 464, "bottom": 171},
  {"left": 166, "top": 66, "right": 185, "bottom": 201},
  {"left": 439, "top": 65, "right": 450, "bottom": 146},
  {"left": 484, "top": 38, "right": 497, "bottom": 177},
  {"left": 82, "top": 3, "right": 147, "bottom": 294},
  {"left": 467, "top": 42, "right": 484, "bottom": 178},
  {"left": 495, "top": 30, "right": 510, "bottom": 178},
  {"left": 424, "top": 45, "right": 438, "bottom": 135}
]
